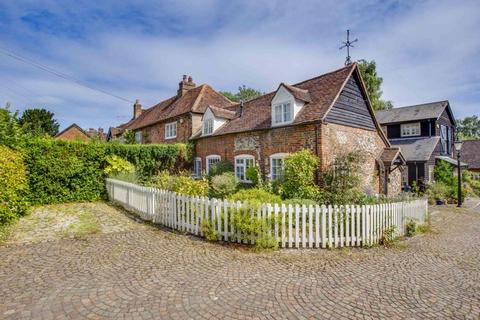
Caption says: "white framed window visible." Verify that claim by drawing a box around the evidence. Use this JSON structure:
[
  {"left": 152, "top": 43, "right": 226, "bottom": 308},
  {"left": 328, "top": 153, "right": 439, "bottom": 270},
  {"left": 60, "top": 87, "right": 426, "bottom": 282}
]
[
  {"left": 400, "top": 122, "right": 421, "bottom": 137},
  {"left": 203, "top": 118, "right": 214, "bottom": 136},
  {"left": 134, "top": 131, "right": 142, "bottom": 143},
  {"left": 234, "top": 155, "right": 255, "bottom": 182},
  {"left": 193, "top": 157, "right": 202, "bottom": 178},
  {"left": 273, "top": 102, "right": 293, "bottom": 125},
  {"left": 270, "top": 153, "right": 288, "bottom": 180},
  {"left": 165, "top": 121, "right": 177, "bottom": 139},
  {"left": 206, "top": 155, "right": 221, "bottom": 174}
]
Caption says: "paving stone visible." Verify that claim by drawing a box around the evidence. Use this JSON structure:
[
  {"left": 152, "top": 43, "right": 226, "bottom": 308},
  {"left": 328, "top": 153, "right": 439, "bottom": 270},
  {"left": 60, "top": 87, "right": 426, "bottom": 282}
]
[{"left": 0, "top": 203, "right": 479, "bottom": 319}]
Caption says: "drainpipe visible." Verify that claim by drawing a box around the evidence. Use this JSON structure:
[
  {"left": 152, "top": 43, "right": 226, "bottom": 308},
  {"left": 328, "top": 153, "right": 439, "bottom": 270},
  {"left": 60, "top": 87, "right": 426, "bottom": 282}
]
[{"left": 315, "top": 123, "right": 320, "bottom": 184}]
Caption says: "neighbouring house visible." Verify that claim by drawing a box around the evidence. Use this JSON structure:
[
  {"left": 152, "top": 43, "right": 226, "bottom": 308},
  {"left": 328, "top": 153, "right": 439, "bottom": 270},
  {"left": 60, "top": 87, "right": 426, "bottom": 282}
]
[
  {"left": 461, "top": 140, "right": 480, "bottom": 178},
  {"left": 375, "top": 101, "right": 466, "bottom": 188},
  {"left": 108, "top": 75, "right": 235, "bottom": 144},
  {"left": 56, "top": 123, "right": 106, "bottom": 141},
  {"left": 112, "top": 64, "right": 405, "bottom": 195},
  {"left": 55, "top": 123, "right": 106, "bottom": 141}
]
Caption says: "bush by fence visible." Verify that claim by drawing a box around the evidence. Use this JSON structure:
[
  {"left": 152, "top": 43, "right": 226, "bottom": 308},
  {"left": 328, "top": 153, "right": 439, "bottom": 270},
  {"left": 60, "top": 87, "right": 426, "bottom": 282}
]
[
  {"left": 23, "top": 138, "right": 189, "bottom": 205},
  {"left": 0, "top": 145, "right": 29, "bottom": 224},
  {"left": 107, "top": 178, "right": 428, "bottom": 249}
]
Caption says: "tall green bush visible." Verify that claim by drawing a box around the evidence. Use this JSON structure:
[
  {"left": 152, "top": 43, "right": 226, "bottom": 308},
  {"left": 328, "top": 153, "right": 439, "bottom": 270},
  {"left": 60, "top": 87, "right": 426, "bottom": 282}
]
[
  {"left": 0, "top": 145, "right": 29, "bottom": 224},
  {"left": 209, "top": 172, "right": 237, "bottom": 199},
  {"left": 0, "top": 106, "right": 24, "bottom": 149},
  {"left": 281, "top": 149, "right": 319, "bottom": 200}
]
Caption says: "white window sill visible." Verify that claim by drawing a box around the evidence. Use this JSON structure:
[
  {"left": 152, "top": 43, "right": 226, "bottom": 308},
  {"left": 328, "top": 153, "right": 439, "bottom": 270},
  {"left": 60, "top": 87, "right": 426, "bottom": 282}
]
[
  {"left": 165, "top": 136, "right": 177, "bottom": 140},
  {"left": 271, "top": 120, "right": 294, "bottom": 127}
]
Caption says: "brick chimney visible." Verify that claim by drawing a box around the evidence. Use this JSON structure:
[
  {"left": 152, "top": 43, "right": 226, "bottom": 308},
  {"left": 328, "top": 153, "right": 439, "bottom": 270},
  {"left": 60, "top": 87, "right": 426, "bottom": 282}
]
[
  {"left": 133, "top": 99, "right": 142, "bottom": 119},
  {"left": 177, "top": 75, "right": 196, "bottom": 97}
]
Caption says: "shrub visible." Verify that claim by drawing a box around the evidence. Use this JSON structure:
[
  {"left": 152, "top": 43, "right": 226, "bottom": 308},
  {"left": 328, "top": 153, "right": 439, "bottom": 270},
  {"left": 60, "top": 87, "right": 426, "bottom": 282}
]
[
  {"left": 405, "top": 220, "right": 417, "bottom": 237},
  {"left": 105, "top": 142, "right": 189, "bottom": 178},
  {"left": 209, "top": 172, "right": 237, "bottom": 199},
  {"left": 282, "top": 198, "right": 318, "bottom": 206},
  {"left": 229, "top": 188, "right": 282, "bottom": 206},
  {"left": 149, "top": 171, "right": 209, "bottom": 196},
  {"left": 207, "top": 160, "right": 233, "bottom": 178},
  {"left": 0, "top": 146, "right": 30, "bottom": 224},
  {"left": 379, "top": 226, "right": 397, "bottom": 247},
  {"left": 434, "top": 160, "right": 455, "bottom": 186},
  {"left": 22, "top": 138, "right": 189, "bottom": 205},
  {"left": 281, "top": 150, "right": 319, "bottom": 200},
  {"left": 104, "top": 155, "right": 135, "bottom": 176},
  {"left": 425, "top": 182, "right": 450, "bottom": 204},
  {"left": 246, "top": 166, "right": 264, "bottom": 188}
]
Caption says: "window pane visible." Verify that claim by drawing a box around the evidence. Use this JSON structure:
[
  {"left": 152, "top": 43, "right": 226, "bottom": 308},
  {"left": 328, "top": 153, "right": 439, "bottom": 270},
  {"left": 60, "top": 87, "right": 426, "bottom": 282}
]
[
  {"left": 283, "top": 103, "right": 292, "bottom": 122},
  {"left": 274, "top": 105, "right": 283, "bottom": 123}
]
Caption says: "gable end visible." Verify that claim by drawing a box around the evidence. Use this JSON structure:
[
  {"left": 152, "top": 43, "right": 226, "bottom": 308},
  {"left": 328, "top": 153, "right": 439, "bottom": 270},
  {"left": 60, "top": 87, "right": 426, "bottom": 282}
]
[{"left": 324, "top": 74, "right": 376, "bottom": 131}]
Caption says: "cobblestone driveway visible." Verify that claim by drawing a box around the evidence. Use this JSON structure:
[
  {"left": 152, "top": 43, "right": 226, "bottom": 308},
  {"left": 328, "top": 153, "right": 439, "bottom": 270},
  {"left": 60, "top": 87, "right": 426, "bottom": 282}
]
[{"left": 1, "top": 202, "right": 479, "bottom": 320}]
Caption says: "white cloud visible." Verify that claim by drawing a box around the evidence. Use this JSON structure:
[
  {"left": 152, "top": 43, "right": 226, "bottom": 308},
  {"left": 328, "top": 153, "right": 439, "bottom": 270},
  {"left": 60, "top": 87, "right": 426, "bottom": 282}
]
[{"left": 1, "top": 0, "right": 479, "bottom": 130}]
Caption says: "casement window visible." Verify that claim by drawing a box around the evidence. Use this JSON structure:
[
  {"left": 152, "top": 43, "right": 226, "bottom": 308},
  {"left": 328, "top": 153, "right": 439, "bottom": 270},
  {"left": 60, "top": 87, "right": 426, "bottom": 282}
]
[
  {"left": 270, "top": 153, "right": 288, "bottom": 180},
  {"left": 206, "top": 155, "right": 221, "bottom": 174},
  {"left": 234, "top": 155, "right": 255, "bottom": 182},
  {"left": 203, "top": 118, "right": 214, "bottom": 135},
  {"left": 440, "top": 125, "right": 448, "bottom": 154},
  {"left": 273, "top": 102, "right": 293, "bottom": 125},
  {"left": 400, "top": 122, "right": 420, "bottom": 137},
  {"left": 165, "top": 122, "right": 177, "bottom": 139},
  {"left": 193, "top": 157, "right": 202, "bottom": 178},
  {"left": 134, "top": 131, "right": 142, "bottom": 144}
]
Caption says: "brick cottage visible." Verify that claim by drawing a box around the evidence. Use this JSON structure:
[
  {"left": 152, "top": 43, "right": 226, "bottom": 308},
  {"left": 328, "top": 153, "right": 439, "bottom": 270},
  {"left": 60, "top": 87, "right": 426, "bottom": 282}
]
[{"left": 109, "top": 64, "right": 405, "bottom": 195}]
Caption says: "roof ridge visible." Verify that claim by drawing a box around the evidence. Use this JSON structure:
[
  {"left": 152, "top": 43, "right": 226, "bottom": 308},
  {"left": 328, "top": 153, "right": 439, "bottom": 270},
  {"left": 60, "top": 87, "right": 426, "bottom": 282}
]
[
  {"left": 243, "top": 64, "right": 354, "bottom": 105},
  {"left": 388, "top": 100, "right": 448, "bottom": 111},
  {"left": 190, "top": 84, "right": 207, "bottom": 112}
]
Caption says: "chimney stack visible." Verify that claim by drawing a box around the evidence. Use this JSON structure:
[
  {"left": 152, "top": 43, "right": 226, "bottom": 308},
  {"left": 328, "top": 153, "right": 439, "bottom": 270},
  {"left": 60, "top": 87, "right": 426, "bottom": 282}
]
[
  {"left": 133, "top": 99, "right": 142, "bottom": 119},
  {"left": 177, "top": 75, "right": 196, "bottom": 97}
]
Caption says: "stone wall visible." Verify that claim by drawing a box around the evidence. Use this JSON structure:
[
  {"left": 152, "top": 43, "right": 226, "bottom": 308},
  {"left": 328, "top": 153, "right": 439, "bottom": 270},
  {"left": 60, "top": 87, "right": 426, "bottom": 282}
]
[{"left": 320, "top": 122, "right": 388, "bottom": 194}]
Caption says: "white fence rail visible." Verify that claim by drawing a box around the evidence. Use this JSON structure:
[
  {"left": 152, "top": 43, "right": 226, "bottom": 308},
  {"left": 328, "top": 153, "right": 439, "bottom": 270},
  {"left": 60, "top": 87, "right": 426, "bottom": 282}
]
[{"left": 106, "top": 179, "right": 428, "bottom": 248}]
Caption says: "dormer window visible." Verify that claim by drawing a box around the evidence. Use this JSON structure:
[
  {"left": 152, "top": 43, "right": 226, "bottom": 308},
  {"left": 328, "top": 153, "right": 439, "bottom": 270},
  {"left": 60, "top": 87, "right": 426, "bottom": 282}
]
[
  {"left": 271, "top": 84, "right": 309, "bottom": 127},
  {"left": 273, "top": 102, "right": 293, "bottom": 125},
  {"left": 203, "top": 118, "right": 214, "bottom": 135},
  {"left": 401, "top": 122, "right": 420, "bottom": 137}
]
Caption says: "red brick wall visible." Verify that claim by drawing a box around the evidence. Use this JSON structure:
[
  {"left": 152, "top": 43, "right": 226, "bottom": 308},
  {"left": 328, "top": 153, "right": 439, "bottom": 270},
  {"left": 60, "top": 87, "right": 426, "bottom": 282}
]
[
  {"left": 56, "top": 127, "right": 90, "bottom": 142},
  {"left": 136, "top": 114, "right": 192, "bottom": 144},
  {"left": 195, "top": 123, "right": 319, "bottom": 177}
]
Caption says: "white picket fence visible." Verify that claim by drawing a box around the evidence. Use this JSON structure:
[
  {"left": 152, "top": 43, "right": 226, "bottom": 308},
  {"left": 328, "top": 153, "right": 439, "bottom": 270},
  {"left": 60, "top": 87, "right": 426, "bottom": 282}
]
[{"left": 106, "top": 178, "right": 428, "bottom": 248}]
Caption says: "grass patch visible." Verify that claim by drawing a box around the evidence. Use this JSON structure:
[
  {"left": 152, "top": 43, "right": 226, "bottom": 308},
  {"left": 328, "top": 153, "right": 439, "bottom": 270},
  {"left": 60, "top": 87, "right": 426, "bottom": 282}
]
[{"left": 0, "top": 221, "right": 16, "bottom": 245}]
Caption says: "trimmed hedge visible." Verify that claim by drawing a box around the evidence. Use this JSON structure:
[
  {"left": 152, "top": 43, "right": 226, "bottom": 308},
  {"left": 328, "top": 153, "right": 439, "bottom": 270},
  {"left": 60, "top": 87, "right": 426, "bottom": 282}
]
[
  {"left": 23, "top": 138, "right": 189, "bottom": 205},
  {"left": 0, "top": 145, "right": 29, "bottom": 224}
]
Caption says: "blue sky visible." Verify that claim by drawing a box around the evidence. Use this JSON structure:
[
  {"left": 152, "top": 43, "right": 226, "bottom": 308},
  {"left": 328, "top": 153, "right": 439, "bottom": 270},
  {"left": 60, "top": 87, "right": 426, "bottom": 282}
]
[{"left": 0, "top": 0, "right": 479, "bottom": 130}]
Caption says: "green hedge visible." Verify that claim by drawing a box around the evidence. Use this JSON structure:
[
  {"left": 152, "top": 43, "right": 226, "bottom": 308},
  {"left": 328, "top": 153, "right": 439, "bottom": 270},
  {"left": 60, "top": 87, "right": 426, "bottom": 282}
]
[
  {"left": 0, "top": 145, "right": 30, "bottom": 224},
  {"left": 23, "top": 138, "right": 189, "bottom": 205}
]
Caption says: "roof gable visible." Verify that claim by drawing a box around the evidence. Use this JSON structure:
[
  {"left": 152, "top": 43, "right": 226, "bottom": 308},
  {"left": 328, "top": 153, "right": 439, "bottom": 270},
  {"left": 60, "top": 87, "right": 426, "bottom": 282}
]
[
  {"left": 375, "top": 100, "right": 453, "bottom": 124},
  {"left": 211, "top": 64, "right": 356, "bottom": 136},
  {"left": 55, "top": 123, "right": 89, "bottom": 139}
]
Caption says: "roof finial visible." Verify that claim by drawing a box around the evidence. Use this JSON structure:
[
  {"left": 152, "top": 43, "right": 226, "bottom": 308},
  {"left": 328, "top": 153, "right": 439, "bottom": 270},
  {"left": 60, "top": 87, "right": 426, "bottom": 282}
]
[{"left": 339, "top": 29, "right": 358, "bottom": 66}]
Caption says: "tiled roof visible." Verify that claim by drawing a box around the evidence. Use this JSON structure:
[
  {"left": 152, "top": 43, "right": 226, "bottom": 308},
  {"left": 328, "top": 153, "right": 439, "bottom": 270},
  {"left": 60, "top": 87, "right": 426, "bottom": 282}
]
[
  {"left": 208, "top": 105, "right": 237, "bottom": 119},
  {"left": 210, "top": 64, "right": 356, "bottom": 136},
  {"left": 375, "top": 101, "right": 449, "bottom": 124},
  {"left": 125, "top": 85, "right": 234, "bottom": 130},
  {"left": 460, "top": 140, "right": 480, "bottom": 169},
  {"left": 389, "top": 137, "right": 440, "bottom": 161},
  {"left": 380, "top": 147, "right": 404, "bottom": 166},
  {"left": 282, "top": 84, "right": 312, "bottom": 102},
  {"left": 55, "top": 123, "right": 88, "bottom": 138}
]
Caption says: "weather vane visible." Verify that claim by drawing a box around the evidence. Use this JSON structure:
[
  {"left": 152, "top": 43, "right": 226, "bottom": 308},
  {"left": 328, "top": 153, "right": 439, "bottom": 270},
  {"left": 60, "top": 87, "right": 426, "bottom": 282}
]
[{"left": 339, "top": 30, "right": 358, "bottom": 65}]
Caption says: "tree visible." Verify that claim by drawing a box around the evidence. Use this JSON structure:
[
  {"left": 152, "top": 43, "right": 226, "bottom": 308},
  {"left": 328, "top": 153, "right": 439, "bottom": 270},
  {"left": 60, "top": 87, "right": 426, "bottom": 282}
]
[
  {"left": 220, "top": 85, "right": 263, "bottom": 102},
  {"left": 456, "top": 116, "right": 480, "bottom": 140},
  {"left": 358, "top": 60, "right": 393, "bottom": 111},
  {"left": 19, "top": 108, "right": 59, "bottom": 136},
  {"left": 0, "top": 103, "right": 24, "bottom": 149}
]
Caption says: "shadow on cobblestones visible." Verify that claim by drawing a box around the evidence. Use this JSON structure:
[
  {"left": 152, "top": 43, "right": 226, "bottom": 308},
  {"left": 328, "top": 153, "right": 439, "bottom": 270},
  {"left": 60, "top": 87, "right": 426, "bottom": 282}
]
[{"left": 0, "top": 201, "right": 479, "bottom": 319}]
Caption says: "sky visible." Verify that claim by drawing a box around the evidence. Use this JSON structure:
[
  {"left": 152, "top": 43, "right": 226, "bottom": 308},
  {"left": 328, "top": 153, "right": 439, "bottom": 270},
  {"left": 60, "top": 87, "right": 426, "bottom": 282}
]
[{"left": 0, "top": 0, "right": 479, "bottom": 130}]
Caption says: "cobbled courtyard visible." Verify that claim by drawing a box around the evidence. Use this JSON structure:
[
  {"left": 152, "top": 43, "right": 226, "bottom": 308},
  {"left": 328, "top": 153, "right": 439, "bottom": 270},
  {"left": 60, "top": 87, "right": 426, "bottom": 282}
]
[{"left": 1, "top": 201, "right": 479, "bottom": 320}]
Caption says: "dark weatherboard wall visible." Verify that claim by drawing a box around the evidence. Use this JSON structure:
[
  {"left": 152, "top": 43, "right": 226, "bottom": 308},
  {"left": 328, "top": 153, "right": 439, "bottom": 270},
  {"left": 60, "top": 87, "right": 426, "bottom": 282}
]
[{"left": 325, "top": 74, "right": 376, "bottom": 130}]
